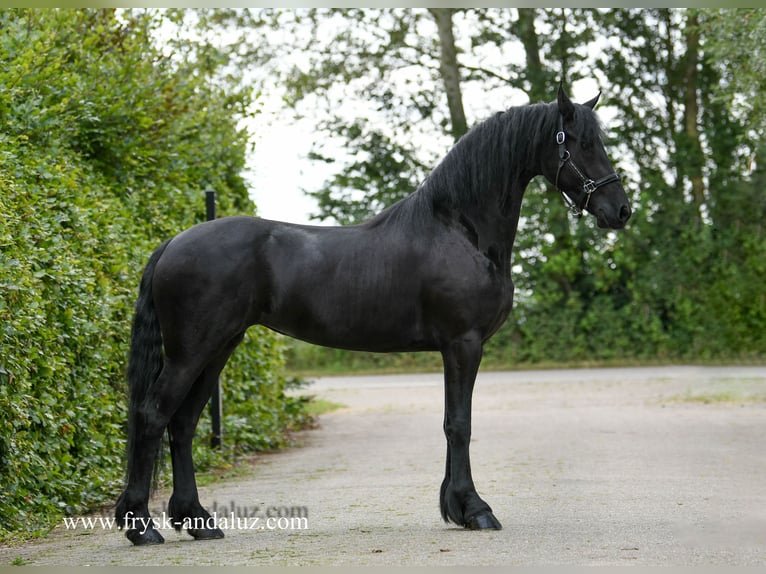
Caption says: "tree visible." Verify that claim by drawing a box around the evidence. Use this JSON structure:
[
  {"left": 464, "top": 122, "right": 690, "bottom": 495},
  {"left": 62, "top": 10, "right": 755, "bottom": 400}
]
[
  {"left": 280, "top": 9, "right": 450, "bottom": 224},
  {"left": 429, "top": 8, "right": 468, "bottom": 140},
  {"left": 595, "top": 8, "right": 766, "bottom": 358},
  {"left": 701, "top": 9, "right": 766, "bottom": 158},
  {"left": 228, "top": 8, "right": 765, "bottom": 365}
]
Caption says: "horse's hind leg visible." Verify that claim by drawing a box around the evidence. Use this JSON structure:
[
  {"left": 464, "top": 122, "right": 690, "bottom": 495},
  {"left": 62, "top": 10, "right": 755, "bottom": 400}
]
[
  {"left": 440, "top": 331, "right": 502, "bottom": 530},
  {"left": 167, "top": 332, "right": 245, "bottom": 540},
  {"left": 117, "top": 359, "right": 205, "bottom": 545}
]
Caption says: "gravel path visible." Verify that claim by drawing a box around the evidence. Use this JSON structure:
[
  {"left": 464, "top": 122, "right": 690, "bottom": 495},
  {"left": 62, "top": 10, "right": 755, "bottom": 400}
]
[{"left": 2, "top": 366, "right": 765, "bottom": 566}]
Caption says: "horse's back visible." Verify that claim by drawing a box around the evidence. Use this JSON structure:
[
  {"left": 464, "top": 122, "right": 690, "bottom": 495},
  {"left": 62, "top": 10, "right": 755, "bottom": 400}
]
[
  {"left": 259, "top": 215, "right": 513, "bottom": 351},
  {"left": 259, "top": 217, "right": 435, "bottom": 350},
  {"left": 150, "top": 215, "right": 427, "bottom": 349},
  {"left": 152, "top": 214, "right": 513, "bottom": 354}
]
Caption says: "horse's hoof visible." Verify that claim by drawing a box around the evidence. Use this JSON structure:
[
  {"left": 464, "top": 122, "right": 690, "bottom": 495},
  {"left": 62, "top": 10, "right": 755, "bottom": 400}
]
[
  {"left": 188, "top": 527, "right": 225, "bottom": 540},
  {"left": 466, "top": 511, "right": 502, "bottom": 530},
  {"left": 126, "top": 527, "right": 165, "bottom": 545}
]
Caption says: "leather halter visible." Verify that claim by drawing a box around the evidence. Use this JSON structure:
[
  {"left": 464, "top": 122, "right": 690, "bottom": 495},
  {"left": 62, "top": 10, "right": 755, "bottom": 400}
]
[{"left": 554, "top": 114, "right": 621, "bottom": 217}]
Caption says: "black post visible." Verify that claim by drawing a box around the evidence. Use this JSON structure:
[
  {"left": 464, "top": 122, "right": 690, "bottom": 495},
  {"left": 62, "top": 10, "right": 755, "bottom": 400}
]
[{"left": 206, "top": 190, "right": 223, "bottom": 449}]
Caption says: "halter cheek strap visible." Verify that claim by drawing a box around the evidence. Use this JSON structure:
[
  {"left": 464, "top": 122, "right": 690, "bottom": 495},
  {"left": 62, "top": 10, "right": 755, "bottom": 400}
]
[{"left": 554, "top": 114, "right": 621, "bottom": 217}]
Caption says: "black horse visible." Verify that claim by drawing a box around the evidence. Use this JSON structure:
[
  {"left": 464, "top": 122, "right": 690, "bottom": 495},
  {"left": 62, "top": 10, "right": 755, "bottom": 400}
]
[{"left": 115, "top": 85, "right": 631, "bottom": 545}]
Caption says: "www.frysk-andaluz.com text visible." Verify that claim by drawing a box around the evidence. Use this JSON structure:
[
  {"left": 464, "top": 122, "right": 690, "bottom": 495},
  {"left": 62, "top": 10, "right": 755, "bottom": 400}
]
[{"left": 62, "top": 501, "right": 309, "bottom": 534}]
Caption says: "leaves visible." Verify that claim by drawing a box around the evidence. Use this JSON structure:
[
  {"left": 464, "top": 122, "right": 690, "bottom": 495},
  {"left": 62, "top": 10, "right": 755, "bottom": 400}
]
[
  {"left": 256, "top": 8, "right": 765, "bottom": 369},
  {"left": 0, "top": 9, "right": 302, "bottom": 541}
]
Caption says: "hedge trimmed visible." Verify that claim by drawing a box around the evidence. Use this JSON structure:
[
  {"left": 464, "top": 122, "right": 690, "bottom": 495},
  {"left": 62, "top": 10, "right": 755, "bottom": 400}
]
[{"left": 0, "top": 10, "right": 307, "bottom": 539}]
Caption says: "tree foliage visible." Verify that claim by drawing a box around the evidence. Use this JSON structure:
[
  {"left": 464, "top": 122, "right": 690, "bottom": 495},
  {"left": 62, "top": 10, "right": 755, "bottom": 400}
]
[
  {"left": 248, "top": 8, "right": 765, "bottom": 367},
  {"left": 0, "top": 9, "right": 307, "bottom": 539}
]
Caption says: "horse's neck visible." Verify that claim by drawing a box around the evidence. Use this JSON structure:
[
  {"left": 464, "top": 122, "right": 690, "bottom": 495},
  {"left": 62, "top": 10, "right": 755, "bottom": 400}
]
[
  {"left": 424, "top": 105, "right": 551, "bottom": 269},
  {"left": 454, "top": 176, "right": 531, "bottom": 273}
]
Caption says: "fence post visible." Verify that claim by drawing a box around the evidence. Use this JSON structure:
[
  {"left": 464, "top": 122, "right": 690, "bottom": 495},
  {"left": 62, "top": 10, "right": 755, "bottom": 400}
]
[{"left": 206, "top": 190, "right": 223, "bottom": 449}]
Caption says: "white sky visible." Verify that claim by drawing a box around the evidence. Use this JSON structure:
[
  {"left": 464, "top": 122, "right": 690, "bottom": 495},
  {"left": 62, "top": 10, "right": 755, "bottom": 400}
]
[{"left": 246, "top": 109, "right": 327, "bottom": 226}]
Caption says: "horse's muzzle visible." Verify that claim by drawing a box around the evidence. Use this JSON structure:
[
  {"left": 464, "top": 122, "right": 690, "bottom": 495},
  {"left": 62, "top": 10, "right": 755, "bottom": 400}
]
[{"left": 597, "top": 203, "right": 631, "bottom": 229}]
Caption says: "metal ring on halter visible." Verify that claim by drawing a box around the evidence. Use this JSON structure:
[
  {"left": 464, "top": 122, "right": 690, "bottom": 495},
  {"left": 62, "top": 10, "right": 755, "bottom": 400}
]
[{"left": 554, "top": 113, "right": 620, "bottom": 217}]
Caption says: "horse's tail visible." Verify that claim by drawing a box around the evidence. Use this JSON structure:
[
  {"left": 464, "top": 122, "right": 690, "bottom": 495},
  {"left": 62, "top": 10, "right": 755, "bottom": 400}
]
[{"left": 124, "top": 239, "right": 172, "bottom": 492}]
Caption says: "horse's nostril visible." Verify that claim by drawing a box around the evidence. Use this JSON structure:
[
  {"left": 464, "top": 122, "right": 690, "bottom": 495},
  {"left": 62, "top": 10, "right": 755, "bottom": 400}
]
[{"left": 619, "top": 204, "right": 632, "bottom": 223}]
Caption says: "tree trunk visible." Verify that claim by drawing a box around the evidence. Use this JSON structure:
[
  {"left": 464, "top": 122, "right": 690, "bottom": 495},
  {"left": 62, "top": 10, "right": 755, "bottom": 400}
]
[
  {"left": 515, "top": 9, "right": 548, "bottom": 102},
  {"left": 429, "top": 8, "right": 468, "bottom": 140},
  {"left": 682, "top": 11, "right": 706, "bottom": 211}
]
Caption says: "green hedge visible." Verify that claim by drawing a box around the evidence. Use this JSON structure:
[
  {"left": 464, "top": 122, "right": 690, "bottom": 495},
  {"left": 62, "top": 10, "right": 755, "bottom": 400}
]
[{"left": 0, "top": 10, "right": 307, "bottom": 540}]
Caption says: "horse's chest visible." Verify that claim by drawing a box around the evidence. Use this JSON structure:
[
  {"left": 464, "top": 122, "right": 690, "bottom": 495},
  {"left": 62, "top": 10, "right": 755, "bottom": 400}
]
[
  {"left": 474, "top": 276, "right": 514, "bottom": 329},
  {"left": 422, "top": 266, "right": 514, "bottom": 340}
]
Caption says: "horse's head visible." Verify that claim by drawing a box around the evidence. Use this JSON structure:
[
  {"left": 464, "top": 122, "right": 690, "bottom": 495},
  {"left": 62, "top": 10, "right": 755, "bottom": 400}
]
[{"left": 545, "top": 84, "right": 631, "bottom": 229}]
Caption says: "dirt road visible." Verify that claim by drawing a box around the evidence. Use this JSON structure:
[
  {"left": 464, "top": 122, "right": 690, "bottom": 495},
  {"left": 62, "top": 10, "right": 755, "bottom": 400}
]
[{"left": 2, "top": 366, "right": 765, "bottom": 566}]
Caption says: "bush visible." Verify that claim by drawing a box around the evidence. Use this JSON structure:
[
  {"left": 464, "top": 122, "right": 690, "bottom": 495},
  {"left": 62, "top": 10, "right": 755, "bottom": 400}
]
[{"left": 0, "top": 9, "right": 305, "bottom": 540}]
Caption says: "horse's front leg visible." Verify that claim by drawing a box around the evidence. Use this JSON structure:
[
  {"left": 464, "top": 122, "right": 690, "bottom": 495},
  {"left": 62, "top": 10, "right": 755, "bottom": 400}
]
[{"left": 439, "top": 332, "right": 502, "bottom": 530}]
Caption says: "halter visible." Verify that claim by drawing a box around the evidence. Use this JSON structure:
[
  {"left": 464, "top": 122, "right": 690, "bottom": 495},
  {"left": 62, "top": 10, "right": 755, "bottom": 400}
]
[{"left": 554, "top": 114, "right": 621, "bottom": 217}]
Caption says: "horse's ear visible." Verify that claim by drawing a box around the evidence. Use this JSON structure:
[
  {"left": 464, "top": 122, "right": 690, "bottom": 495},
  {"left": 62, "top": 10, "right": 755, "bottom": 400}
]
[
  {"left": 557, "top": 82, "right": 575, "bottom": 120},
  {"left": 583, "top": 92, "right": 601, "bottom": 110}
]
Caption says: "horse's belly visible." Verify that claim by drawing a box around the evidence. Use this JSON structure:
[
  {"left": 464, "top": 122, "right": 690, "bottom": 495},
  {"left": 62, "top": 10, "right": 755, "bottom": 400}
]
[
  {"left": 261, "top": 313, "right": 432, "bottom": 353},
  {"left": 261, "top": 288, "right": 432, "bottom": 352},
  {"left": 262, "top": 274, "right": 512, "bottom": 352}
]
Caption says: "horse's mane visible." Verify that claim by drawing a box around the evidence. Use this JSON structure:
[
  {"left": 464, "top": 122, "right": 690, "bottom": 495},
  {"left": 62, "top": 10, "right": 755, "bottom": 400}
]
[
  {"left": 367, "top": 99, "right": 605, "bottom": 228},
  {"left": 421, "top": 103, "right": 555, "bottom": 212}
]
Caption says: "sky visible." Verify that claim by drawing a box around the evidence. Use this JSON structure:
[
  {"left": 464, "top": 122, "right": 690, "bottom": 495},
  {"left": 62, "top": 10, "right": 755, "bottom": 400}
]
[
  {"left": 151, "top": 11, "right": 331, "bottom": 227},
  {"left": 247, "top": 110, "right": 326, "bottom": 226}
]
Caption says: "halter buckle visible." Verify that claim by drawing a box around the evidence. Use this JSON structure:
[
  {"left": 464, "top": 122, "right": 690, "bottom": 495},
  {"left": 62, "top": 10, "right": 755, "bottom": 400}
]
[{"left": 583, "top": 179, "right": 596, "bottom": 195}]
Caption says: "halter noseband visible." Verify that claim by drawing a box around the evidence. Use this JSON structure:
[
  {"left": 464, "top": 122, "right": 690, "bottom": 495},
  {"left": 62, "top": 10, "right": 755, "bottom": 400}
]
[{"left": 554, "top": 114, "right": 621, "bottom": 217}]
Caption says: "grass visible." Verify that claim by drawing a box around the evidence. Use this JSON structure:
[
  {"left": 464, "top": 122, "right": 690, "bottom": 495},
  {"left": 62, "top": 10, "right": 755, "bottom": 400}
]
[
  {"left": 195, "top": 454, "right": 262, "bottom": 487},
  {"left": 303, "top": 397, "right": 346, "bottom": 416},
  {"left": 286, "top": 354, "right": 766, "bottom": 379},
  {"left": 678, "top": 392, "right": 756, "bottom": 404},
  {"left": 663, "top": 378, "right": 766, "bottom": 405},
  {"left": 284, "top": 337, "right": 766, "bottom": 377},
  {"left": 666, "top": 390, "right": 766, "bottom": 405}
]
